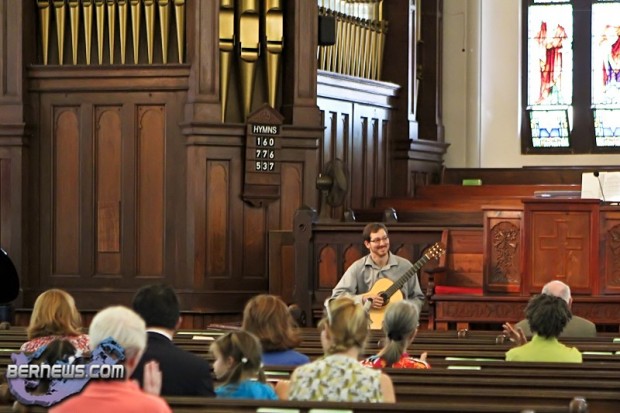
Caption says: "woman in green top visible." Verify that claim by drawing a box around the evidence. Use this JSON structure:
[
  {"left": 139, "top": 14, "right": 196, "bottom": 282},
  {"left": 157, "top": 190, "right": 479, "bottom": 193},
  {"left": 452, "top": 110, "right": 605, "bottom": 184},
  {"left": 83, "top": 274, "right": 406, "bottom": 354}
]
[{"left": 505, "top": 294, "right": 582, "bottom": 363}]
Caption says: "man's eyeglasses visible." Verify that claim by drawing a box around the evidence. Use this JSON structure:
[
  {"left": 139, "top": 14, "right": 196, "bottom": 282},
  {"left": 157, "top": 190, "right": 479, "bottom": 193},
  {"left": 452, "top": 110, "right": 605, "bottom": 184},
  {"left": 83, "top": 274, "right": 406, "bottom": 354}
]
[{"left": 369, "top": 236, "right": 389, "bottom": 243}]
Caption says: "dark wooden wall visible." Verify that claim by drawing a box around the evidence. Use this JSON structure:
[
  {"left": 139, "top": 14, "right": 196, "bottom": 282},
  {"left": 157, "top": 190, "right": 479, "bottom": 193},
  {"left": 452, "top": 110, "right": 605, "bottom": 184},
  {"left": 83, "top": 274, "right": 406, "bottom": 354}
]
[{"left": 0, "top": 0, "right": 445, "bottom": 326}]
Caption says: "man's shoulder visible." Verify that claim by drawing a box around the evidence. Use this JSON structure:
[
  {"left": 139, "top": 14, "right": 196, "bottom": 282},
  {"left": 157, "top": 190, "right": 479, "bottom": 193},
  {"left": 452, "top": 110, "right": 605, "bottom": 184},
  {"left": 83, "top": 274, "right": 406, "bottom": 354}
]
[
  {"left": 564, "top": 315, "right": 597, "bottom": 336},
  {"left": 145, "top": 337, "right": 211, "bottom": 367},
  {"left": 388, "top": 253, "right": 413, "bottom": 267},
  {"left": 571, "top": 315, "right": 596, "bottom": 326}
]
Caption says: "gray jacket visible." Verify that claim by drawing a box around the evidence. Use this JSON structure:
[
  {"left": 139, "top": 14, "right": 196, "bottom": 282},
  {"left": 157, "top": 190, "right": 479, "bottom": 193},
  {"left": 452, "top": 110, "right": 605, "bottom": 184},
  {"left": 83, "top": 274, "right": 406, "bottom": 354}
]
[{"left": 331, "top": 252, "right": 424, "bottom": 311}]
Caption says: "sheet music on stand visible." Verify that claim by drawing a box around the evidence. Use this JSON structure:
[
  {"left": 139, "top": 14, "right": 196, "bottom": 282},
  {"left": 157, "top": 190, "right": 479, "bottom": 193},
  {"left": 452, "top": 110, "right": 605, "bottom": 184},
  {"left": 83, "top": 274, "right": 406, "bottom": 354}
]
[{"left": 581, "top": 172, "right": 620, "bottom": 204}]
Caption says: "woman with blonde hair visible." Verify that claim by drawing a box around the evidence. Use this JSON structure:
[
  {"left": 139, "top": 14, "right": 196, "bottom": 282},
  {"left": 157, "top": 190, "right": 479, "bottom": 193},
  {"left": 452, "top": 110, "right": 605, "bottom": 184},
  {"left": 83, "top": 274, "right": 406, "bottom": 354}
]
[
  {"left": 20, "top": 289, "right": 89, "bottom": 353},
  {"left": 242, "top": 294, "right": 309, "bottom": 366},
  {"left": 281, "top": 296, "right": 395, "bottom": 403}
]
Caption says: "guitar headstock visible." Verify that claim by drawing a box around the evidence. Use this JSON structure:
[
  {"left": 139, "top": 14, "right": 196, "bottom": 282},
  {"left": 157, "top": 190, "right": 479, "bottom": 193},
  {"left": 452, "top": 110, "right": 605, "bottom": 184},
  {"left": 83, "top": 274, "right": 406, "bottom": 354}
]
[{"left": 425, "top": 242, "right": 446, "bottom": 260}]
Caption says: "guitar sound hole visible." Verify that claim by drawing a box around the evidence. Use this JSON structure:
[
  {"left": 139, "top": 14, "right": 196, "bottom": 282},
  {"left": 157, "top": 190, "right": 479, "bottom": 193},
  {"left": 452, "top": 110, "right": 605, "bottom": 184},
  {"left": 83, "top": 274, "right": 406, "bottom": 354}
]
[{"left": 379, "top": 292, "right": 389, "bottom": 306}]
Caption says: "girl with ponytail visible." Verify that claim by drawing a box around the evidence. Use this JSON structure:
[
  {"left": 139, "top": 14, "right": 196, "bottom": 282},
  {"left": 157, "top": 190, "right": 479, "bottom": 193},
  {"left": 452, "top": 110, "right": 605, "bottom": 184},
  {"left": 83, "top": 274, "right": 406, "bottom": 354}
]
[{"left": 210, "top": 331, "right": 277, "bottom": 400}]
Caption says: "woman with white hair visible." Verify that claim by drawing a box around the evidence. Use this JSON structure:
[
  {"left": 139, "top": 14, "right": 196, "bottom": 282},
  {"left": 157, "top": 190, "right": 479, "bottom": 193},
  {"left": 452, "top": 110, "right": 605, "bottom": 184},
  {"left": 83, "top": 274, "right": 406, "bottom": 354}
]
[{"left": 50, "top": 306, "right": 171, "bottom": 412}]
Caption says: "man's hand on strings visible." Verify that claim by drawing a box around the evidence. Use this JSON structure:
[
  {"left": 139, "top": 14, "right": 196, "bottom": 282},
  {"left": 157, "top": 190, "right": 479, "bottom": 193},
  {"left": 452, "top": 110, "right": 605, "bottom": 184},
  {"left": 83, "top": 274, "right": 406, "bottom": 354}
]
[{"left": 363, "top": 294, "right": 384, "bottom": 309}]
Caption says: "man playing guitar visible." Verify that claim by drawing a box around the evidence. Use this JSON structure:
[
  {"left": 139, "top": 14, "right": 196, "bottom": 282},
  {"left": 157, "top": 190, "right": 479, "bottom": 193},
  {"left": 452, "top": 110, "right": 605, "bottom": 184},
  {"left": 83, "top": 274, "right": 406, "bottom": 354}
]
[{"left": 331, "top": 223, "right": 425, "bottom": 317}]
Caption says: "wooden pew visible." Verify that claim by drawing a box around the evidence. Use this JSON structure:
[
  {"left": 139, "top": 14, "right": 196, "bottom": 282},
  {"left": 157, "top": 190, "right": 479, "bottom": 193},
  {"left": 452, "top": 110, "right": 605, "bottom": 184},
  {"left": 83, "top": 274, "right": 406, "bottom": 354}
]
[{"left": 164, "top": 396, "right": 587, "bottom": 413}]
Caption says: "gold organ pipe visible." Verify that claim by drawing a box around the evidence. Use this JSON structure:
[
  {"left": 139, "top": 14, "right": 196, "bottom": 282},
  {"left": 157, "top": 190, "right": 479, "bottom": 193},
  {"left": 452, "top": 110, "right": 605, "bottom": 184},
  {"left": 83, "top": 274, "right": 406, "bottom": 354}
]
[
  {"left": 174, "top": 0, "right": 185, "bottom": 63},
  {"left": 331, "top": 10, "right": 342, "bottom": 72},
  {"left": 94, "top": 0, "right": 105, "bottom": 64},
  {"left": 316, "top": 0, "right": 387, "bottom": 80},
  {"left": 336, "top": 2, "right": 347, "bottom": 74},
  {"left": 144, "top": 0, "right": 156, "bottom": 64},
  {"left": 376, "top": 20, "right": 386, "bottom": 80},
  {"left": 68, "top": 0, "right": 80, "bottom": 65},
  {"left": 264, "top": 0, "right": 283, "bottom": 109},
  {"left": 239, "top": 0, "right": 260, "bottom": 119},
  {"left": 130, "top": 0, "right": 141, "bottom": 64},
  {"left": 342, "top": 4, "right": 353, "bottom": 75},
  {"left": 219, "top": 0, "right": 235, "bottom": 122},
  {"left": 52, "top": 0, "right": 66, "bottom": 65},
  {"left": 83, "top": 0, "right": 93, "bottom": 64},
  {"left": 106, "top": 0, "right": 116, "bottom": 64},
  {"left": 318, "top": 5, "right": 328, "bottom": 71},
  {"left": 157, "top": 0, "right": 170, "bottom": 64},
  {"left": 368, "top": 19, "right": 378, "bottom": 79},
  {"left": 37, "top": 0, "right": 50, "bottom": 65},
  {"left": 118, "top": 0, "right": 129, "bottom": 64},
  {"left": 360, "top": 18, "right": 370, "bottom": 78},
  {"left": 351, "top": 10, "right": 361, "bottom": 76}
]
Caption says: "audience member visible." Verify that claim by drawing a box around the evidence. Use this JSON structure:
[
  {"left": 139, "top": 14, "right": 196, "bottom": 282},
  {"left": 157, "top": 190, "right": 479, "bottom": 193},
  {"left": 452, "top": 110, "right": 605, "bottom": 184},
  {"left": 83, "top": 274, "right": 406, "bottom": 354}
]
[
  {"left": 5, "top": 339, "right": 78, "bottom": 412},
  {"left": 505, "top": 294, "right": 582, "bottom": 363},
  {"left": 49, "top": 306, "right": 171, "bottom": 412},
  {"left": 332, "top": 223, "right": 424, "bottom": 312},
  {"left": 131, "top": 284, "right": 215, "bottom": 396},
  {"left": 242, "top": 294, "right": 310, "bottom": 366},
  {"left": 503, "top": 280, "right": 596, "bottom": 345},
  {"left": 21, "top": 289, "right": 89, "bottom": 353},
  {"left": 361, "top": 300, "right": 429, "bottom": 369},
  {"left": 282, "top": 296, "right": 395, "bottom": 402},
  {"left": 210, "top": 330, "right": 278, "bottom": 400}
]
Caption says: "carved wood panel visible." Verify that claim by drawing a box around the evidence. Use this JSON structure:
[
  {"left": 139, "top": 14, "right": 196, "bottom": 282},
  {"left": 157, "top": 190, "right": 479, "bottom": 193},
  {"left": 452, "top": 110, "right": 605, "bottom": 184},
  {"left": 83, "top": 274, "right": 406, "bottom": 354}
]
[
  {"left": 53, "top": 108, "right": 80, "bottom": 275},
  {"left": 95, "top": 107, "right": 122, "bottom": 275},
  {"left": 137, "top": 106, "right": 165, "bottom": 276},
  {"left": 351, "top": 104, "right": 390, "bottom": 208},
  {"left": 441, "top": 229, "right": 483, "bottom": 288},
  {"left": 600, "top": 210, "right": 620, "bottom": 294},
  {"left": 523, "top": 199, "right": 599, "bottom": 296},
  {"left": 483, "top": 209, "right": 522, "bottom": 294},
  {"left": 436, "top": 300, "right": 526, "bottom": 323},
  {"left": 188, "top": 143, "right": 271, "bottom": 293},
  {"left": 318, "top": 245, "right": 338, "bottom": 289},
  {"left": 32, "top": 90, "right": 183, "bottom": 306},
  {"left": 317, "top": 72, "right": 397, "bottom": 217}
]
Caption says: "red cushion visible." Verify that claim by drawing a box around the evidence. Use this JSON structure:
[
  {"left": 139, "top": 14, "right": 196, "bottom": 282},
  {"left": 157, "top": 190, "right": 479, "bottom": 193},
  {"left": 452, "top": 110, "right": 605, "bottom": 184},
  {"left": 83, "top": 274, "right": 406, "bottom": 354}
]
[{"left": 434, "top": 285, "right": 483, "bottom": 295}]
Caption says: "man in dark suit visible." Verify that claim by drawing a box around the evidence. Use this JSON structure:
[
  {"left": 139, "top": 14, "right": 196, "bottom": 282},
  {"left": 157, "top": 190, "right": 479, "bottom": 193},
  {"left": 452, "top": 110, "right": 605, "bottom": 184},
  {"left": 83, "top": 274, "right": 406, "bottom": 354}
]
[
  {"left": 503, "top": 280, "right": 596, "bottom": 344},
  {"left": 131, "top": 284, "right": 215, "bottom": 397}
]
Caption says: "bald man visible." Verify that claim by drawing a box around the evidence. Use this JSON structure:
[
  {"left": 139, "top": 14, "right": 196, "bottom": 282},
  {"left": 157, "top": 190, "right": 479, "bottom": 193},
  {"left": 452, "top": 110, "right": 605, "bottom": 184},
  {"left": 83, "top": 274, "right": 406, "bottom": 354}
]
[{"left": 507, "top": 281, "right": 596, "bottom": 340}]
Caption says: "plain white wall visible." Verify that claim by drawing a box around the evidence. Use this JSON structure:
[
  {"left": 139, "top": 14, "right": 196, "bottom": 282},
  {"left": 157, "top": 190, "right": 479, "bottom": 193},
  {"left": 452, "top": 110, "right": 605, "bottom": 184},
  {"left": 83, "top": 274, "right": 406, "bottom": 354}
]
[{"left": 442, "top": 0, "right": 620, "bottom": 167}]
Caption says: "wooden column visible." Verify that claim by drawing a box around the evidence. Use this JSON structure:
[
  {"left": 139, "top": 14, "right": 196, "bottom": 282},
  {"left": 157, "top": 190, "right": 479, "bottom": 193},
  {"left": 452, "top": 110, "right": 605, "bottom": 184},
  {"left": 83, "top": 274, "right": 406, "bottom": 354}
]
[
  {"left": 382, "top": 0, "right": 447, "bottom": 196},
  {"left": 184, "top": 0, "right": 220, "bottom": 122},
  {"left": 280, "top": 0, "right": 321, "bottom": 127},
  {"left": 0, "top": 1, "right": 33, "bottom": 298}
]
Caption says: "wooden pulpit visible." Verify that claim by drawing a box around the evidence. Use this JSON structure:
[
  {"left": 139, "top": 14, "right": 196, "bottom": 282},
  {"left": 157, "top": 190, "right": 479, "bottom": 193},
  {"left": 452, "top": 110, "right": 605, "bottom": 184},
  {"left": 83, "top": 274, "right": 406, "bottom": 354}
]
[{"left": 522, "top": 198, "right": 600, "bottom": 295}]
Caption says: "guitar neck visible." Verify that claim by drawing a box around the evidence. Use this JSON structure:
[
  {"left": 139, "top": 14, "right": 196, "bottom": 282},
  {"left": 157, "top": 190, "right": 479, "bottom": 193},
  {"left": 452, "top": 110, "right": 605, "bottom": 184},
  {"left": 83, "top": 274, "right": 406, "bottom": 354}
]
[{"left": 384, "top": 254, "right": 431, "bottom": 298}]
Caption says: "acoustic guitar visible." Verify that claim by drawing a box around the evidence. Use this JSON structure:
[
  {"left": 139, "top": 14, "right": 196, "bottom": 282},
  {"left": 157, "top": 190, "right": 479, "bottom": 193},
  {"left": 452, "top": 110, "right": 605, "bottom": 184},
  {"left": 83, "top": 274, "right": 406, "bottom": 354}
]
[{"left": 364, "top": 242, "right": 445, "bottom": 329}]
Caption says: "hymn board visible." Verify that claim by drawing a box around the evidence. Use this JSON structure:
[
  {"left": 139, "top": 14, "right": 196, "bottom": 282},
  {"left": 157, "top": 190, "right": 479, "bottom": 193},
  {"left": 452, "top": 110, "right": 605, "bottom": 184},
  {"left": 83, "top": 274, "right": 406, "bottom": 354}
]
[{"left": 243, "top": 105, "right": 284, "bottom": 207}]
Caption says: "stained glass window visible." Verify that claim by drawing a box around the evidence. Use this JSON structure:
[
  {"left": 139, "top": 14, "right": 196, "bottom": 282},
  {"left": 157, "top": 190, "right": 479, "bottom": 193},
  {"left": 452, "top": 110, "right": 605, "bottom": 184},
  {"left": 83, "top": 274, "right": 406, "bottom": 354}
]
[
  {"left": 591, "top": 1, "right": 620, "bottom": 147},
  {"left": 522, "top": 0, "right": 620, "bottom": 153},
  {"left": 530, "top": 109, "right": 571, "bottom": 147},
  {"left": 526, "top": 0, "right": 573, "bottom": 149}
]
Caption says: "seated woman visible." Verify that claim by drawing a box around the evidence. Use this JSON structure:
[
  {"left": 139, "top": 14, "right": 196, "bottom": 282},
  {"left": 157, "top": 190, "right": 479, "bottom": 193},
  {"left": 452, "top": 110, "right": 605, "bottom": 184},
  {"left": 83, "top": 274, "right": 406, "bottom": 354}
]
[
  {"left": 21, "top": 289, "right": 90, "bottom": 354},
  {"left": 505, "top": 294, "right": 582, "bottom": 363},
  {"left": 242, "top": 294, "right": 309, "bottom": 366},
  {"left": 361, "top": 300, "right": 429, "bottom": 369},
  {"left": 281, "top": 296, "right": 395, "bottom": 403}
]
